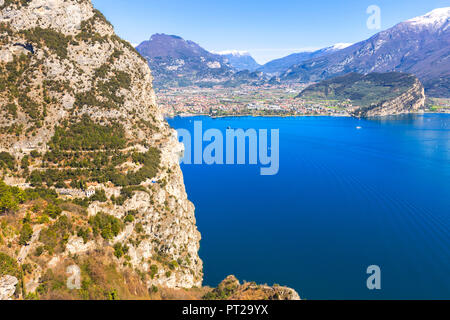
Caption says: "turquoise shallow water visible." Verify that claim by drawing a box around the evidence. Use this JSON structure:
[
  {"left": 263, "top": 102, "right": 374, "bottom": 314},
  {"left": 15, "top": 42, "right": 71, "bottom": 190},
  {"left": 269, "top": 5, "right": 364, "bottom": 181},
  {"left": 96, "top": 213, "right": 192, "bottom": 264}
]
[{"left": 168, "top": 114, "right": 450, "bottom": 300}]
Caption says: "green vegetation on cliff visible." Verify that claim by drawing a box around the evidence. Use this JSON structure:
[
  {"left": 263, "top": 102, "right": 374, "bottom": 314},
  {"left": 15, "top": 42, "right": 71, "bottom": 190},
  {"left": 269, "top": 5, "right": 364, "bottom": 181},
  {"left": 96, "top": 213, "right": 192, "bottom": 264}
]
[
  {"left": 89, "top": 212, "right": 123, "bottom": 240},
  {"left": 20, "top": 27, "right": 72, "bottom": 59},
  {"left": 0, "top": 180, "right": 25, "bottom": 214},
  {"left": 0, "top": 152, "right": 16, "bottom": 171},
  {"left": 39, "top": 215, "right": 73, "bottom": 254},
  {"left": 0, "top": 0, "right": 29, "bottom": 10},
  {"left": 50, "top": 115, "right": 127, "bottom": 151},
  {"left": 0, "top": 252, "right": 20, "bottom": 277},
  {"left": 298, "top": 72, "right": 418, "bottom": 107}
]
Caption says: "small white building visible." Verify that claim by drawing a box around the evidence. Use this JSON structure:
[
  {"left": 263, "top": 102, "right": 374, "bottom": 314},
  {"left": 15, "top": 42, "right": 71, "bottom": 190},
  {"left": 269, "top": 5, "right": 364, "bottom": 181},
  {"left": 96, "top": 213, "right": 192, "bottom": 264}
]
[{"left": 85, "top": 189, "right": 96, "bottom": 198}]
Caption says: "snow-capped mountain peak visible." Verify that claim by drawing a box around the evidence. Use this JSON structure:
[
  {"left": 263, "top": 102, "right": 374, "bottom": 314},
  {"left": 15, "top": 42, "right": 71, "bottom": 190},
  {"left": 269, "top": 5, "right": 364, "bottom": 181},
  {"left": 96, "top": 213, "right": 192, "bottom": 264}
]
[
  {"left": 406, "top": 7, "right": 450, "bottom": 28},
  {"left": 213, "top": 50, "right": 261, "bottom": 71},
  {"left": 330, "top": 43, "right": 353, "bottom": 50},
  {"left": 214, "top": 50, "right": 251, "bottom": 57}
]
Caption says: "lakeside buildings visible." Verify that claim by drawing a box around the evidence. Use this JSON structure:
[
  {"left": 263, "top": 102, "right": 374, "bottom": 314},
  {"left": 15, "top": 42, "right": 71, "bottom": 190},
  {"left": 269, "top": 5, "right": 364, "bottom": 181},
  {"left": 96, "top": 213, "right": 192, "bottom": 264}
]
[{"left": 156, "top": 84, "right": 351, "bottom": 117}]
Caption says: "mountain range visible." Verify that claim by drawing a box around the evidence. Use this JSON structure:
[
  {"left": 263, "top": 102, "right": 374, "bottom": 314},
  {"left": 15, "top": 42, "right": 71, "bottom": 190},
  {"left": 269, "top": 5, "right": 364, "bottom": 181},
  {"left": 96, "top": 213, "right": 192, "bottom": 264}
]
[
  {"left": 257, "top": 43, "right": 352, "bottom": 75},
  {"left": 216, "top": 50, "right": 261, "bottom": 71},
  {"left": 136, "top": 7, "right": 449, "bottom": 97},
  {"left": 281, "top": 7, "right": 450, "bottom": 97},
  {"left": 136, "top": 34, "right": 234, "bottom": 88}
]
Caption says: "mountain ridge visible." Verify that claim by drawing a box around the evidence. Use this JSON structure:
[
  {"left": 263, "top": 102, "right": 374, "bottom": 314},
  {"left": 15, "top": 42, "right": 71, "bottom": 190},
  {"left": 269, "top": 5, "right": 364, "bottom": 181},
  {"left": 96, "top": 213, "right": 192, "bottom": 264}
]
[
  {"left": 281, "top": 7, "right": 450, "bottom": 97},
  {"left": 136, "top": 33, "right": 234, "bottom": 88},
  {"left": 298, "top": 72, "right": 426, "bottom": 117},
  {"left": 257, "top": 43, "right": 352, "bottom": 75}
]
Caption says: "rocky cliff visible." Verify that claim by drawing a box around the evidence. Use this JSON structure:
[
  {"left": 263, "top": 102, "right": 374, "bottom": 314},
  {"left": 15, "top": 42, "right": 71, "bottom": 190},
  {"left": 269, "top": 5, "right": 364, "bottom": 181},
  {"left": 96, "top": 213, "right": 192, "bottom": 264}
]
[
  {"left": 204, "top": 276, "right": 300, "bottom": 300},
  {"left": 298, "top": 72, "right": 426, "bottom": 118},
  {"left": 348, "top": 77, "right": 425, "bottom": 118},
  {"left": 0, "top": 0, "right": 202, "bottom": 299},
  {"left": 0, "top": 0, "right": 299, "bottom": 300}
]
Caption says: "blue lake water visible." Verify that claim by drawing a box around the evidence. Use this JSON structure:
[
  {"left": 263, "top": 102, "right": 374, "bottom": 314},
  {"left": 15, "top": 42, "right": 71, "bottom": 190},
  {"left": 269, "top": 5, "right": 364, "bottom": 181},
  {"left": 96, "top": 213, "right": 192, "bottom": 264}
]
[{"left": 167, "top": 114, "right": 450, "bottom": 300}]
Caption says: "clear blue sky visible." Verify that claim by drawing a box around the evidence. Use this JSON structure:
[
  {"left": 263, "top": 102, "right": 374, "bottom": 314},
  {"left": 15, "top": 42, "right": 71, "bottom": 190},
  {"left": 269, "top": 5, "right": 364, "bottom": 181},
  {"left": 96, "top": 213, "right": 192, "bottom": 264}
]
[{"left": 92, "top": 0, "right": 449, "bottom": 64}]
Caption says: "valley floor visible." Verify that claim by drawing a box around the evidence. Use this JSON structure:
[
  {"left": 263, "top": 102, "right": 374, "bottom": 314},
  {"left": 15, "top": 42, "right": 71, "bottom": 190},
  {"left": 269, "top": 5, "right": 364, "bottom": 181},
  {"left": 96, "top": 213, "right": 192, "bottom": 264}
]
[{"left": 156, "top": 85, "right": 450, "bottom": 118}]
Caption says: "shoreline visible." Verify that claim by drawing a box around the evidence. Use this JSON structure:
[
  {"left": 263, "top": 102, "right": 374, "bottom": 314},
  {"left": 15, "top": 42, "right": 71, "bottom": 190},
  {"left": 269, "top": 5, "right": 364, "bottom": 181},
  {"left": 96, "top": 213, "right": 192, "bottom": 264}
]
[
  {"left": 165, "top": 111, "right": 448, "bottom": 120},
  {"left": 166, "top": 113, "right": 351, "bottom": 119}
]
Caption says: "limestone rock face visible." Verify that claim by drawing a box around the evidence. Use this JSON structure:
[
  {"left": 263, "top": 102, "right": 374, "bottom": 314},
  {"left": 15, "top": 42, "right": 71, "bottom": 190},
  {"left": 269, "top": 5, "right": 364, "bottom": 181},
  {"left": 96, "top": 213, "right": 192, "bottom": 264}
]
[
  {"left": 0, "top": 0, "right": 303, "bottom": 300},
  {"left": 0, "top": 0, "right": 202, "bottom": 291},
  {"left": 298, "top": 72, "right": 426, "bottom": 118},
  {"left": 0, "top": 276, "right": 18, "bottom": 300},
  {"left": 349, "top": 77, "right": 426, "bottom": 118},
  {"left": 1, "top": 0, "right": 96, "bottom": 34},
  {"left": 205, "top": 275, "right": 301, "bottom": 301}
]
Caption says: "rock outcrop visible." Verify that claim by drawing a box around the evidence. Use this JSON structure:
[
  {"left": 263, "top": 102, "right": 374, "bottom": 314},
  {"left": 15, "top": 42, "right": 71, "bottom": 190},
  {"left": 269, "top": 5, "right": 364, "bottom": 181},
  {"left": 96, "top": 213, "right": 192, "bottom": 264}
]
[
  {"left": 298, "top": 72, "right": 426, "bottom": 118},
  {"left": 349, "top": 77, "right": 425, "bottom": 118},
  {"left": 0, "top": 275, "right": 18, "bottom": 300},
  {"left": 204, "top": 276, "right": 301, "bottom": 301}
]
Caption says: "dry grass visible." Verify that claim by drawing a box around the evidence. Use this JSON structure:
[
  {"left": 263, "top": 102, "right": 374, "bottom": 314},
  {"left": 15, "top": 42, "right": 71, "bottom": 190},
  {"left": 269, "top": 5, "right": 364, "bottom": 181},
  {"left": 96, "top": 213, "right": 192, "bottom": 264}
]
[
  {"left": 152, "top": 287, "right": 212, "bottom": 300},
  {"left": 59, "top": 202, "right": 87, "bottom": 216},
  {"left": 36, "top": 251, "right": 150, "bottom": 300}
]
